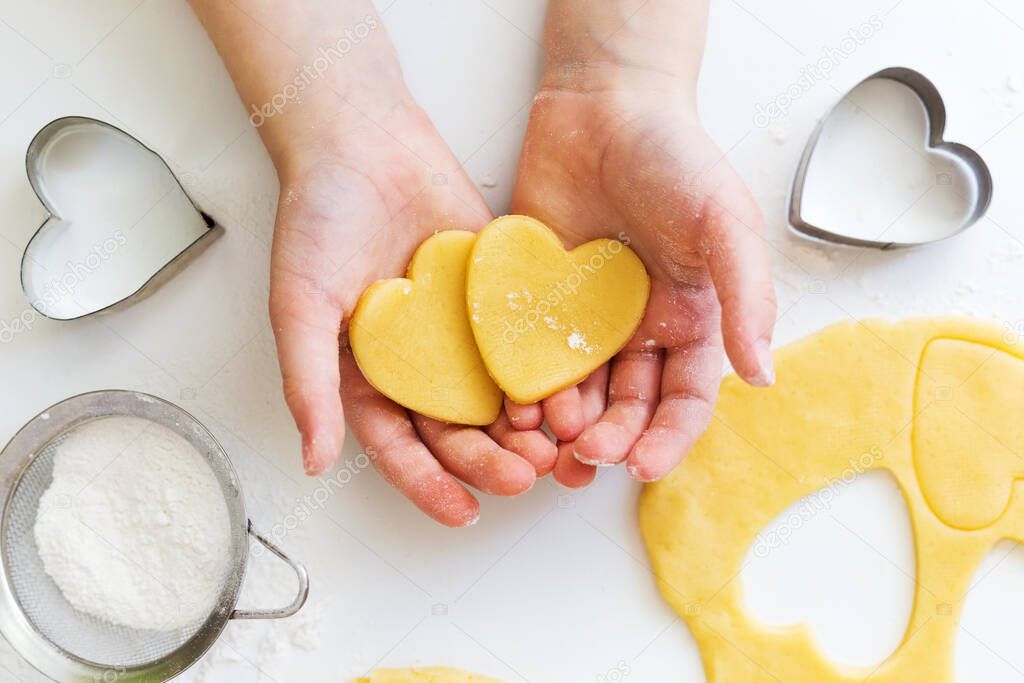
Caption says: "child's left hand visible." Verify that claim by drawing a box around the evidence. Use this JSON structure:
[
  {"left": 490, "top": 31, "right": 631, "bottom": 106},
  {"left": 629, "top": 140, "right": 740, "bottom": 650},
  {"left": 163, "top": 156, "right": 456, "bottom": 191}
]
[{"left": 510, "top": 69, "right": 777, "bottom": 487}]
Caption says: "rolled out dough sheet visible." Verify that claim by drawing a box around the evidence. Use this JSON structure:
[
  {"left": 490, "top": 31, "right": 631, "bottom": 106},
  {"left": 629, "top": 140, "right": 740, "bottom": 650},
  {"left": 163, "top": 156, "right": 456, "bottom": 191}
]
[{"left": 641, "top": 317, "right": 1024, "bottom": 682}]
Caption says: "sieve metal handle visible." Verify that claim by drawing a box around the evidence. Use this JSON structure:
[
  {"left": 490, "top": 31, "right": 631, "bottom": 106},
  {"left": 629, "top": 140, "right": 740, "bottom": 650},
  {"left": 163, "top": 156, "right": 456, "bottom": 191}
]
[{"left": 231, "top": 520, "right": 310, "bottom": 620}]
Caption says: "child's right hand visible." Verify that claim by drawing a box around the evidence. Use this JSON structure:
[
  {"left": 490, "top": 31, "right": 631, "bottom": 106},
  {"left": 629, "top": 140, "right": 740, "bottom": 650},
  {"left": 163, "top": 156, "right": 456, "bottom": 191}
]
[
  {"left": 190, "top": 0, "right": 557, "bottom": 527},
  {"left": 266, "top": 89, "right": 557, "bottom": 527}
]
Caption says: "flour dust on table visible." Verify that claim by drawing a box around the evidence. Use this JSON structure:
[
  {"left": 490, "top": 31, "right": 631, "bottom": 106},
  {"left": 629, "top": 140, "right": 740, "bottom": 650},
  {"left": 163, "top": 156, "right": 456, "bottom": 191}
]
[{"left": 33, "top": 415, "right": 233, "bottom": 632}]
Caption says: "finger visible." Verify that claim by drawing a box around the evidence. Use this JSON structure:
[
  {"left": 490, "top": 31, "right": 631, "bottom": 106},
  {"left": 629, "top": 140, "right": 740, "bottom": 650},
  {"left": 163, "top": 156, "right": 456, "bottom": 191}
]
[
  {"left": 626, "top": 336, "right": 723, "bottom": 482},
  {"left": 578, "top": 363, "right": 610, "bottom": 420},
  {"left": 542, "top": 385, "right": 585, "bottom": 441},
  {"left": 486, "top": 410, "right": 558, "bottom": 477},
  {"left": 553, "top": 365, "right": 606, "bottom": 488},
  {"left": 505, "top": 397, "right": 544, "bottom": 431},
  {"left": 269, "top": 274, "right": 345, "bottom": 476},
  {"left": 339, "top": 348, "right": 479, "bottom": 527},
  {"left": 554, "top": 441, "right": 596, "bottom": 488},
  {"left": 572, "top": 351, "right": 662, "bottom": 466},
  {"left": 699, "top": 193, "right": 777, "bottom": 387},
  {"left": 413, "top": 415, "right": 537, "bottom": 496}
]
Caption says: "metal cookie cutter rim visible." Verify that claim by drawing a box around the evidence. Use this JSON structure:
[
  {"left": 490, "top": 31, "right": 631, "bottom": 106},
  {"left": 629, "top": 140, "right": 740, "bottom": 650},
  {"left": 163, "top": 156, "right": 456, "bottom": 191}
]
[
  {"left": 787, "top": 66, "right": 994, "bottom": 250},
  {"left": 21, "top": 116, "right": 222, "bottom": 321}
]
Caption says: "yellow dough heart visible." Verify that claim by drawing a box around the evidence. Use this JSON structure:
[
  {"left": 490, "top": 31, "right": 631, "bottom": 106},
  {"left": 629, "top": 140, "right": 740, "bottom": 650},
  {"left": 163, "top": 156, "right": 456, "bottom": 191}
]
[
  {"left": 350, "top": 231, "right": 502, "bottom": 425},
  {"left": 354, "top": 668, "right": 504, "bottom": 683},
  {"left": 913, "top": 338, "right": 1024, "bottom": 530},
  {"left": 641, "top": 318, "right": 1024, "bottom": 683},
  {"left": 466, "top": 215, "right": 650, "bottom": 404}
]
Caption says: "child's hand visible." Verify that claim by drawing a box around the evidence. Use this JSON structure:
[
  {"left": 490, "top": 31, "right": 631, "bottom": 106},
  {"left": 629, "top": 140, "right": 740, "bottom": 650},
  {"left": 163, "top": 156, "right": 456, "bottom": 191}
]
[
  {"left": 189, "top": 0, "right": 556, "bottom": 526},
  {"left": 269, "top": 101, "right": 558, "bottom": 526},
  {"left": 509, "top": 0, "right": 777, "bottom": 486}
]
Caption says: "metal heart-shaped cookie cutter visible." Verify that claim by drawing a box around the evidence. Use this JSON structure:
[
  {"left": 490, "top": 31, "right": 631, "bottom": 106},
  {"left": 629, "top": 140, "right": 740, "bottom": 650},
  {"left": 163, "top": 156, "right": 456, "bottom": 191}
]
[
  {"left": 21, "top": 116, "right": 221, "bottom": 321},
  {"left": 788, "top": 67, "right": 993, "bottom": 249}
]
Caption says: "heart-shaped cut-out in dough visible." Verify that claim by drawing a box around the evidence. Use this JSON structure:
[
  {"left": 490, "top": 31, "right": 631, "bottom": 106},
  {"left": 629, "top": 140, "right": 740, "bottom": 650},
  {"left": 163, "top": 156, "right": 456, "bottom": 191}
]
[
  {"left": 789, "top": 67, "right": 992, "bottom": 248},
  {"left": 21, "top": 117, "right": 217, "bottom": 320},
  {"left": 741, "top": 469, "right": 916, "bottom": 668},
  {"left": 956, "top": 541, "right": 1024, "bottom": 680},
  {"left": 350, "top": 230, "right": 502, "bottom": 425},
  {"left": 466, "top": 215, "right": 650, "bottom": 404},
  {"left": 913, "top": 339, "right": 1024, "bottom": 530}
]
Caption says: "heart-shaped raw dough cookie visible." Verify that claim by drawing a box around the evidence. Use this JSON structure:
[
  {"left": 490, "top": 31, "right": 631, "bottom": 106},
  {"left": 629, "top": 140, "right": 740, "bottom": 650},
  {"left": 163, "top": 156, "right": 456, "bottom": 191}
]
[
  {"left": 350, "top": 230, "right": 502, "bottom": 425},
  {"left": 466, "top": 215, "right": 650, "bottom": 404},
  {"left": 913, "top": 338, "right": 1024, "bottom": 530},
  {"left": 21, "top": 117, "right": 217, "bottom": 320}
]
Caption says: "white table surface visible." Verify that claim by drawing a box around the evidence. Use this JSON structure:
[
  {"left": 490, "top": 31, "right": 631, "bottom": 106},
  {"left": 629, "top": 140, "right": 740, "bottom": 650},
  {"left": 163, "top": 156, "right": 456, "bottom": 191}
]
[{"left": 2, "top": 1, "right": 1024, "bottom": 681}]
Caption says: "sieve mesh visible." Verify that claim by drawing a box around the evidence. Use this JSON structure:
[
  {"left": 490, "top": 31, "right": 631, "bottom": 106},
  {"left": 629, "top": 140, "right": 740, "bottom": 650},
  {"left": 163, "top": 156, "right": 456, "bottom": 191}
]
[{"left": 1, "top": 406, "right": 248, "bottom": 674}]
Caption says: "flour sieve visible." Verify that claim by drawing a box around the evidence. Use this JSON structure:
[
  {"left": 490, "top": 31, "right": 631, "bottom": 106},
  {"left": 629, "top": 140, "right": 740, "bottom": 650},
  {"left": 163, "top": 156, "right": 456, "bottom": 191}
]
[{"left": 0, "top": 390, "right": 309, "bottom": 682}]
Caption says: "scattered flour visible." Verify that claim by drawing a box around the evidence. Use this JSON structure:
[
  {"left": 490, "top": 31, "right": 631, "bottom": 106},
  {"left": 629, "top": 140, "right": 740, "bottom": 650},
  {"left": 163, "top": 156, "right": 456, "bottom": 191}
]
[
  {"left": 34, "top": 416, "right": 233, "bottom": 632},
  {"left": 192, "top": 605, "right": 324, "bottom": 681},
  {"left": 257, "top": 603, "right": 325, "bottom": 669},
  {"left": 989, "top": 239, "right": 1024, "bottom": 263},
  {"left": 566, "top": 329, "right": 594, "bottom": 353}
]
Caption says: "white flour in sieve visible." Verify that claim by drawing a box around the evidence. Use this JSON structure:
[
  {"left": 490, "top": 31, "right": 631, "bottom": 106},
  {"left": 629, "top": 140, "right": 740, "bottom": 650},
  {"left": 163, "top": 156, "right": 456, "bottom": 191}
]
[{"left": 33, "top": 415, "right": 233, "bottom": 631}]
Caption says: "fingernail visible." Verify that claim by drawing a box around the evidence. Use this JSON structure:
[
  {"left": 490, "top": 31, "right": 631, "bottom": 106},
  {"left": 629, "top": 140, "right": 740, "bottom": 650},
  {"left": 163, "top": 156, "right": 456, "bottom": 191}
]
[
  {"left": 573, "top": 447, "right": 615, "bottom": 467},
  {"left": 751, "top": 339, "right": 775, "bottom": 387},
  {"left": 628, "top": 463, "right": 663, "bottom": 483},
  {"left": 301, "top": 432, "right": 321, "bottom": 476},
  {"left": 572, "top": 445, "right": 601, "bottom": 466},
  {"left": 627, "top": 464, "right": 649, "bottom": 482}
]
